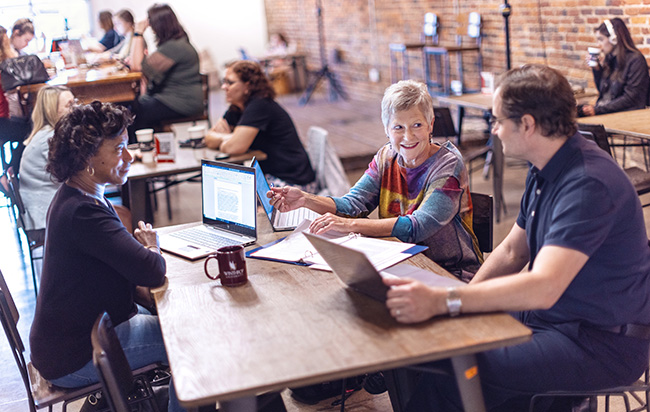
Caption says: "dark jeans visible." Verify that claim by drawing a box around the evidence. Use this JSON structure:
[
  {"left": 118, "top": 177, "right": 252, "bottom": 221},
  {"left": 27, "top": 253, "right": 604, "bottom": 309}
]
[
  {"left": 402, "top": 311, "right": 650, "bottom": 412},
  {"left": 127, "top": 96, "right": 184, "bottom": 144}
]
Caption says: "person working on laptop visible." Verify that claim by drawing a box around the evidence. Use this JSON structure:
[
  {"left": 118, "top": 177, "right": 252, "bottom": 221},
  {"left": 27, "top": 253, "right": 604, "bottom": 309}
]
[
  {"left": 385, "top": 65, "right": 650, "bottom": 411},
  {"left": 29, "top": 101, "right": 186, "bottom": 412},
  {"left": 269, "top": 80, "right": 482, "bottom": 280},
  {"left": 205, "top": 60, "right": 317, "bottom": 192}
]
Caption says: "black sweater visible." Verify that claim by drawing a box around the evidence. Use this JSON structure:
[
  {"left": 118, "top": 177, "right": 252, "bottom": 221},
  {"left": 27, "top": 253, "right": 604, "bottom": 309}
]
[{"left": 29, "top": 184, "right": 166, "bottom": 380}]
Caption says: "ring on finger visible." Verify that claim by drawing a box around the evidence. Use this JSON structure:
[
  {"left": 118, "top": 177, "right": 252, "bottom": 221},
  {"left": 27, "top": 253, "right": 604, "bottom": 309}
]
[{"left": 396, "top": 309, "right": 401, "bottom": 316}]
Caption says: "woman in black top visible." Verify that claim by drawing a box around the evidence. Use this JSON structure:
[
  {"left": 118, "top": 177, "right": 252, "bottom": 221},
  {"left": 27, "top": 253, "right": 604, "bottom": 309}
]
[
  {"left": 205, "top": 60, "right": 316, "bottom": 191},
  {"left": 29, "top": 101, "right": 185, "bottom": 412},
  {"left": 580, "top": 18, "right": 649, "bottom": 116}
]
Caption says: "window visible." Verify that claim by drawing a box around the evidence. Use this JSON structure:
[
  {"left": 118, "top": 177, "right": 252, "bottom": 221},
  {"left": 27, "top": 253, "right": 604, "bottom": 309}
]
[{"left": 0, "top": 0, "right": 90, "bottom": 54}]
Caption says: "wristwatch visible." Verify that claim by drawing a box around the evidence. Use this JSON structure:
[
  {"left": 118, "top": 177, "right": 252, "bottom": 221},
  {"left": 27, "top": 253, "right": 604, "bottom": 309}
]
[
  {"left": 446, "top": 287, "right": 462, "bottom": 317},
  {"left": 133, "top": 32, "right": 143, "bottom": 37}
]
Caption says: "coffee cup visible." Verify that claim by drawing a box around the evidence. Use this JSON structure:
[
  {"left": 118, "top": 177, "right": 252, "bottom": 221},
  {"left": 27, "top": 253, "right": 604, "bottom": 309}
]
[
  {"left": 204, "top": 245, "right": 248, "bottom": 287},
  {"left": 587, "top": 47, "right": 600, "bottom": 67},
  {"left": 135, "top": 128, "right": 154, "bottom": 144},
  {"left": 187, "top": 125, "right": 206, "bottom": 148},
  {"left": 451, "top": 80, "right": 463, "bottom": 96}
]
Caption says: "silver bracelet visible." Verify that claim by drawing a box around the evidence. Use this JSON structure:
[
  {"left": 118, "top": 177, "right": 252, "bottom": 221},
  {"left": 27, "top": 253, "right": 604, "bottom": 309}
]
[
  {"left": 146, "top": 245, "right": 162, "bottom": 254},
  {"left": 446, "top": 287, "right": 462, "bottom": 317}
]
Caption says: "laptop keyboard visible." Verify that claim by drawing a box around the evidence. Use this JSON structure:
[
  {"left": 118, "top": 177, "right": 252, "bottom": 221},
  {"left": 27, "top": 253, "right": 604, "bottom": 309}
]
[{"left": 170, "top": 227, "right": 241, "bottom": 250}]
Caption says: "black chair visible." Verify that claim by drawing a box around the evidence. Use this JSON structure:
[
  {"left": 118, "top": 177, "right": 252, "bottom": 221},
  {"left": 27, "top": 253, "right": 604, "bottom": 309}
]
[
  {"left": 5, "top": 167, "right": 44, "bottom": 296},
  {"left": 91, "top": 312, "right": 161, "bottom": 412},
  {"left": 470, "top": 192, "right": 493, "bottom": 253},
  {"left": 578, "top": 123, "right": 650, "bottom": 206},
  {"left": 0, "top": 268, "right": 103, "bottom": 412}
]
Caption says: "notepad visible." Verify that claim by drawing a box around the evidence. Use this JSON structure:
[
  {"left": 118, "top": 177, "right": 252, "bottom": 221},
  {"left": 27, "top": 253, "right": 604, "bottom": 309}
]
[{"left": 248, "top": 220, "right": 428, "bottom": 270}]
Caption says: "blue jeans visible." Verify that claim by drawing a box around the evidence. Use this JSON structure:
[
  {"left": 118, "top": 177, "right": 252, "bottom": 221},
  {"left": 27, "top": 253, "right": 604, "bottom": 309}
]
[{"left": 50, "top": 308, "right": 186, "bottom": 412}]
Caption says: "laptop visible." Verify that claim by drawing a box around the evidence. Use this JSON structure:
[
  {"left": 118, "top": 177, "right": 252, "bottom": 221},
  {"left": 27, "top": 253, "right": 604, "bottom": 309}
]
[
  {"left": 303, "top": 232, "right": 463, "bottom": 302},
  {"left": 251, "top": 158, "right": 320, "bottom": 231},
  {"left": 159, "top": 160, "right": 257, "bottom": 260}
]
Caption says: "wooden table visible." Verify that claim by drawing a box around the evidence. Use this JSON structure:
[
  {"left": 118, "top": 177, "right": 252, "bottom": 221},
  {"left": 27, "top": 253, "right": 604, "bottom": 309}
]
[
  {"left": 153, "top": 216, "right": 531, "bottom": 411},
  {"left": 577, "top": 108, "right": 650, "bottom": 140},
  {"left": 18, "top": 66, "right": 142, "bottom": 111},
  {"left": 257, "top": 53, "right": 307, "bottom": 92},
  {"left": 123, "top": 148, "right": 266, "bottom": 227}
]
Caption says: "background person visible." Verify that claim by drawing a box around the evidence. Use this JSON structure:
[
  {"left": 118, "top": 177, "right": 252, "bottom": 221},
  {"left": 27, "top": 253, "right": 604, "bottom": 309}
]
[
  {"left": 111, "top": 9, "right": 135, "bottom": 60},
  {"left": 0, "top": 25, "right": 31, "bottom": 169},
  {"left": 18, "top": 86, "right": 75, "bottom": 240},
  {"left": 128, "top": 3, "right": 202, "bottom": 143},
  {"left": 87, "top": 10, "right": 122, "bottom": 52},
  {"left": 10, "top": 18, "right": 34, "bottom": 55},
  {"left": 391, "top": 65, "right": 650, "bottom": 411},
  {"left": 205, "top": 60, "right": 316, "bottom": 191},
  {"left": 579, "top": 17, "right": 649, "bottom": 116},
  {"left": 28, "top": 101, "right": 185, "bottom": 412},
  {"left": 269, "top": 80, "right": 482, "bottom": 280}
]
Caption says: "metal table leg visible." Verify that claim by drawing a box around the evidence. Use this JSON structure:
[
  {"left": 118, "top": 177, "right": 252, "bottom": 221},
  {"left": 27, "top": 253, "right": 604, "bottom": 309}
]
[{"left": 451, "top": 354, "right": 487, "bottom": 412}]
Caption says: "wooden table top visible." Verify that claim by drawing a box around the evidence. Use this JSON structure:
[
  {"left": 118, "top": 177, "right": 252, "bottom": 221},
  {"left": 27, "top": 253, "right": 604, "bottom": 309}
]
[
  {"left": 20, "top": 66, "right": 141, "bottom": 92},
  {"left": 153, "top": 216, "right": 532, "bottom": 408},
  {"left": 577, "top": 108, "right": 650, "bottom": 140},
  {"left": 127, "top": 148, "right": 267, "bottom": 181}
]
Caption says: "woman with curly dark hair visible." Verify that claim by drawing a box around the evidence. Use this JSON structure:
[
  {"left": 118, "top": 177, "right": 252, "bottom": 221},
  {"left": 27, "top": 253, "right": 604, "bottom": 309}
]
[
  {"left": 206, "top": 60, "right": 316, "bottom": 191},
  {"left": 29, "top": 101, "right": 186, "bottom": 412},
  {"left": 579, "top": 17, "right": 649, "bottom": 116}
]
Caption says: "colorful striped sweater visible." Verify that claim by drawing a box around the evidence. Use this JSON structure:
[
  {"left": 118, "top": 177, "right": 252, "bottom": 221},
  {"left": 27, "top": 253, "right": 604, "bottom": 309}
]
[{"left": 332, "top": 141, "right": 482, "bottom": 281}]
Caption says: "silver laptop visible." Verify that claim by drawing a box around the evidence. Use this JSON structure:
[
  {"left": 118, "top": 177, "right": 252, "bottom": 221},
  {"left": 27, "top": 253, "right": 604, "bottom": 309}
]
[
  {"left": 252, "top": 158, "right": 319, "bottom": 231},
  {"left": 303, "top": 232, "right": 463, "bottom": 302},
  {"left": 159, "top": 160, "right": 257, "bottom": 260}
]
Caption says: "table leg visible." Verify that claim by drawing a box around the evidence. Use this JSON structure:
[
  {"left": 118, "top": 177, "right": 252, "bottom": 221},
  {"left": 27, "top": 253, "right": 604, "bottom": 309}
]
[
  {"left": 451, "top": 354, "right": 486, "bottom": 412},
  {"left": 219, "top": 397, "right": 257, "bottom": 412},
  {"left": 491, "top": 135, "right": 504, "bottom": 223},
  {"left": 456, "top": 106, "right": 465, "bottom": 146},
  {"left": 125, "top": 178, "right": 150, "bottom": 228}
]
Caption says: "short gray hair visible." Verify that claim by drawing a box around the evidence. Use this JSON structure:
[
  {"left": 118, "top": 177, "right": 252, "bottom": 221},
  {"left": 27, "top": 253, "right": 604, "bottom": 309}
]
[{"left": 381, "top": 80, "right": 434, "bottom": 131}]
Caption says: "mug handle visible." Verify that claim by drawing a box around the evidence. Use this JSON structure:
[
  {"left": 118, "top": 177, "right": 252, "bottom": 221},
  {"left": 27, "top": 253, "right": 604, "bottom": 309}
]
[{"left": 204, "top": 255, "right": 221, "bottom": 280}]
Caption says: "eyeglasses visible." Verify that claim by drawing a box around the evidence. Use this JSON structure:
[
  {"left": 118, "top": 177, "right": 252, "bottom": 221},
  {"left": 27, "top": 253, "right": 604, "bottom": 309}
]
[
  {"left": 489, "top": 115, "right": 519, "bottom": 126},
  {"left": 221, "top": 78, "right": 239, "bottom": 86}
]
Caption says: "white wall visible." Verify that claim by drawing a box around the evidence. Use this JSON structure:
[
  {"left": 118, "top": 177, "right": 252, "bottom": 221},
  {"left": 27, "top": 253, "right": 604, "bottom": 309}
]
[{"left": 89, "top": 0, "right": 268, "bottom": 71}]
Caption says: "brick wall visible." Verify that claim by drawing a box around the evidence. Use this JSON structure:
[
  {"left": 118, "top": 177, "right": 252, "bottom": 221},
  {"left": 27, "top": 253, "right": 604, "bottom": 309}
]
[{"left": 264, "top": 0, "right": 650, "bottom": 101}]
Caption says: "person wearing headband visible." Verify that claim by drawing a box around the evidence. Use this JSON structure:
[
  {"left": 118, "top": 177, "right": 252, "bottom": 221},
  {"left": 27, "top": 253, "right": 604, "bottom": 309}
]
[{"left": 579, "top": 17, "right": 649, "bottom": 116}]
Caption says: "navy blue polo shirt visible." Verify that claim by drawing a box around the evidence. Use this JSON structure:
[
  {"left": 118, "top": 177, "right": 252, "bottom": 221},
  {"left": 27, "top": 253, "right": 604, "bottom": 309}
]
[{"left": 516, "top": 132, "right": 650, "bottom": 327}]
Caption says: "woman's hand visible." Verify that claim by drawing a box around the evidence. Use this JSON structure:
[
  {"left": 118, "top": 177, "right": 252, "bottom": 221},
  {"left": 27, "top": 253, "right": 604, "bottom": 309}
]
[
  {"left": 268, "top": 186, "right": 306, "bottom": 212},
  {"left": 212, "top": 118, "right": 231, "bottom": 134},
  {"left": 581, "top": 105, "right": 596, "bottom": 116},
  {"left": 135, "top": 19, "right": 149, "bottom": 34},
  {"left": 309, "top": 212, "right": 352, "bottom": 235},
  {"left": 134, "top": 221, "right": 159, "bottom": 248},
  {"left": 383, "top": 277, "right": 446, "bottom": 323}
]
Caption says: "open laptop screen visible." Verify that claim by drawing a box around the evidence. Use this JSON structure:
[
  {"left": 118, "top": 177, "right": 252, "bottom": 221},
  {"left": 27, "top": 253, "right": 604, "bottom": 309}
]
[
  {"left": 251, "top": 158, "right": 274, "bottom": 221},
  {"left": 201, "top": 160, "right": 256, "bottom": 235}
]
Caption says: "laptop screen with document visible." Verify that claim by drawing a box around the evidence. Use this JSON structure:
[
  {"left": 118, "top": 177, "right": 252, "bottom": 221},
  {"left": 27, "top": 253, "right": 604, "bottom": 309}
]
[{"left": 201, "top": 160, "right": 256, "bottom": 238}]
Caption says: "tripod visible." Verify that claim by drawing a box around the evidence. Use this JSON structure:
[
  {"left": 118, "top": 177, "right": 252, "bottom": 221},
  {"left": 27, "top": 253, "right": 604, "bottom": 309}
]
[{"left": 299, "top": 0, "right": 348, "bottom": 106}]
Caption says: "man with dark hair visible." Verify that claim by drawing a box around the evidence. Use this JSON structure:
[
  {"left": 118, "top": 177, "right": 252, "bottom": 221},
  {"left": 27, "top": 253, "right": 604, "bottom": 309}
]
[{"left": 385, "top": 64, "right": 650, "bottom": 411}]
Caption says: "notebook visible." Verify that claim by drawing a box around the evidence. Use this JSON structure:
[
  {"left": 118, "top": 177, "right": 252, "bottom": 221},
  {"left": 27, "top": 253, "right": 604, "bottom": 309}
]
[
  {"left": 159, "top": 160, "right": 257, "bottom": 260},
  {"left": 303, "top": 232, "right": 462, "bottom": 302},
  {"left": 251, "top": 158, "right": 320, "bottom": 231}
]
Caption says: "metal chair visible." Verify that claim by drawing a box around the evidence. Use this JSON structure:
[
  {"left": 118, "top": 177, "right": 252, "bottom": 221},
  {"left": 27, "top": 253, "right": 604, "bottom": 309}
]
[
  {"left": 5, "top": 167, "right": 44, "bottom": 296},
  {"left": 306, "top": 126, "right": 351, "bottom": 197},
  {"left": 578, "top": 123, "right": 650, "bottom": 206},
  {"left": 91, "top": 312, "right": 161, "bottom": 412},
  {"left": 0, "top": 269, "right": 103, "bottom": 412},
  {"left": 470, "top": 192, "right": 493, "bottom": 253}
]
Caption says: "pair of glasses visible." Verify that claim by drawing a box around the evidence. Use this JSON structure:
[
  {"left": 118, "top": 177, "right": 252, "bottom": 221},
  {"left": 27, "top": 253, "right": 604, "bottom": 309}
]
[
  {"left": 221, "top": 78, "right": 239, "bottom": 86},
  {"left": 489, "top": 115, "right": 519, "bottom": 126}
]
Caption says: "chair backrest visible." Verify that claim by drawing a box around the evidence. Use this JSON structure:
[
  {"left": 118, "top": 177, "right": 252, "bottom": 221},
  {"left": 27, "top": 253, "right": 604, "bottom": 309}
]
[
  {"left": 306, "top": 126, "right": 351, "bottom": 197},
  {"left": 578, "top": 123, "right": 612, "bottom": 156},
  {"left": 471, "top": 192, "right": 493, "bottom": 253},
  {"left": 456, "top": 12, "right": 482, "bottom": 46},
  {"left": 422, "top": 12, "right": 439, "bottom": 45},
  {"left": 91, "top": 312, "right": 136, "bottom": 412},
  {"left": 432, "top": 107, "right": 458, "bottom": 140},
  {"left": 0, "top": 270, "right": 36, "bottom": 411}
]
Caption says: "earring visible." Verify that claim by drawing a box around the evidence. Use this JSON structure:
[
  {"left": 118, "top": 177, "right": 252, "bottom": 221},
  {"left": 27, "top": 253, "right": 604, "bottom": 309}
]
[{"left": 86, "top": 165, "right": 95, "bottom": 176}]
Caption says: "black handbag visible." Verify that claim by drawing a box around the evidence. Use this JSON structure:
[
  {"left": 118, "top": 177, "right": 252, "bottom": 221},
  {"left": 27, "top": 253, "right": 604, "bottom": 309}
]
[{"left": 0, "top": 55, "right": 49, "bottom": 91}]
